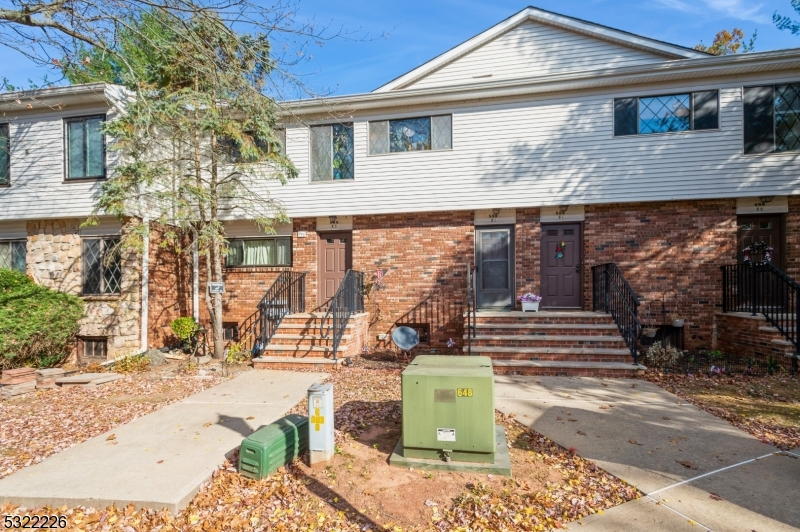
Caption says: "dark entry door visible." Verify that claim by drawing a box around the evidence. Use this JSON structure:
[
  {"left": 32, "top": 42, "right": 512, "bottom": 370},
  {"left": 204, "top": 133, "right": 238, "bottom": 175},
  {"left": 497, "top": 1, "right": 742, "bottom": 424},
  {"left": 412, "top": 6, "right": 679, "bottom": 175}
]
[
  {"left": 541, "top": 223, "right": 582, "bottom": 308},
  {"left": 318, "top": 232, "right": 352, "bottom": 307},
  {"left": 475, "top": 227, "right": 514, "bottom": 309},
  {"left": 737, "top": 215, "right": 784, "bottom": 267}
]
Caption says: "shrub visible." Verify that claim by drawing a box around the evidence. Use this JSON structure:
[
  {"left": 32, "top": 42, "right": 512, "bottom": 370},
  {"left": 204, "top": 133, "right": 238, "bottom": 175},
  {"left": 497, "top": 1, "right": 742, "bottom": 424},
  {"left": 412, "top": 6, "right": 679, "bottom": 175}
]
[
  {"left": 110, "top": 353, "right": 151, "bottom": 373},
  {"left": 645, "top": 341, "right": 683, "bottom": 368},
  {"left": 170, "top": 316, "right": 199, "bottom": 349},
  {"left": 0, "top": 269, "right": 85, "bottom": 369}
]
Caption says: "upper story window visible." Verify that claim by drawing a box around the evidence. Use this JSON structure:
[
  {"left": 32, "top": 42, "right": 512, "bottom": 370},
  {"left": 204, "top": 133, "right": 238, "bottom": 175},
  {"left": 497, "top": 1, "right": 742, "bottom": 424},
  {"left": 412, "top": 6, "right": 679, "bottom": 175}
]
[
  {"left": 369, "top": 115, "right": 452, "bottom": 154},
  {"left": 226, "top": 237, "right": 291, "bottom": 267},
  {"left": 0, "top": 241, "right": 25, "bottom": 273},
  {"left": 310, "top": 123, "right": 354, "bottom": 181},
  {"left": 743, "top": 84, "right": 800, "bottom": 154},
  {"left": 0, "top": 124, "right": 9, "bottom": 185},
  {"left": 83, "top": 238, "right": 120, "bottom": 295},
  {"left": 614, "top": 91, "right": 719, "bottom": 136},
  {"left": 222, "top": 128, "right": 285, "bottom": 163},
  {"left": 66, "top": 116, "right": 106, "bottom": 180}
]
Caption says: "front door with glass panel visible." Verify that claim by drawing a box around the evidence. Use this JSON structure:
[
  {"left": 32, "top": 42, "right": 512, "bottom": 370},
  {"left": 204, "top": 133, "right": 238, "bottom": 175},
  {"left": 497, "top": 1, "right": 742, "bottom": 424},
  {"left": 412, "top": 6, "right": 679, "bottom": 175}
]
[
  {"left": 737, "top": 215, "right": 784, "bottom": 267},
  {"left": 475, "top": 227, "right": 514, "bottom": 309},
  {"left": 318, "top": 232, "right": 352, "bottom": 307},
  {"left": 540, "top": 223, "right": 582, "bottom": 309}
]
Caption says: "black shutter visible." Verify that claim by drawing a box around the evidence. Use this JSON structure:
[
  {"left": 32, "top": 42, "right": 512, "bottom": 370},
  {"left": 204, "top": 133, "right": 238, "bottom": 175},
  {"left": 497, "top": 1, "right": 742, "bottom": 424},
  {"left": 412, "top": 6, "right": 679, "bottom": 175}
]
[
  {"left": 743, "top": 86, "right": 775, "bottom": 154},
  {"left": 693, "top": 91, "right": 719, "bottom": 130},
  {"left": 614, "top": 98, "right": 638, "bottom": 136}
]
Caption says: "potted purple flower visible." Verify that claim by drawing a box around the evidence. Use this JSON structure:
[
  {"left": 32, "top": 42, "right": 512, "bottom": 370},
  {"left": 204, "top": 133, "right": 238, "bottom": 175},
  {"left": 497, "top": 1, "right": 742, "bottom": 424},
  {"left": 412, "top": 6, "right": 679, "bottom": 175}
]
[{"left": 518, "top": 293, "right": 542, "bottom": 312}]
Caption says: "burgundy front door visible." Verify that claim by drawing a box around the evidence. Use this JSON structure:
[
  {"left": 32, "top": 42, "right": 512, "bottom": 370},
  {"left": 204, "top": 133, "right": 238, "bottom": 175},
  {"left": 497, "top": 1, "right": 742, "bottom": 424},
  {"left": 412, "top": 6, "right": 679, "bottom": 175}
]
[
  {"left": 737, "top": 215, "right": 784, "bottom": 267},
  {"left": 541, "top": 223, "right": 582, "bottom": 309},
  {"left": 318, "top": 232, "right": 352, "bottom": 307}
]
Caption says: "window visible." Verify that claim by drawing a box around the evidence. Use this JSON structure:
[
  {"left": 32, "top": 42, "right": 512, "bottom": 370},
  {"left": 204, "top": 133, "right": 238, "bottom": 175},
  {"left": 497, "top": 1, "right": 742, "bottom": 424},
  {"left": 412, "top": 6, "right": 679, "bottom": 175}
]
[
  {"left": 369, "top": 115, "right": 452, "bottom": 154},
  {"left": 0, "top": 241, "right": 25, "bottom": 272},
  {"left": 83, "top": 238, "right": 121, "bottom": 294},
  {"left": 78, "top": 337, "right": 107, "bottom": 360},
  {"left": 226, "top": 237, "right": 291, "bottom": 267},
  {"left": 614, "top": 91, "right": 719, "bottom": 136},
  {"left": 222, "top": 128, "right": 285, "bottom": 163},
  {"left": 401, "top": 323, "right": 430, "bottom": 344},
  {"left": 0, "top": 124, "right": 9, "bottom": 185},
  {"left": 66, "top": 116, "right": 105, "bottom": 179},
  {"left": 223, "top": 323, "right": 239, "bottom": 342},
  {"left": 744, "top": 83, "right": 800, "bottom": 154},
  {"left": 310, "top": 123, "right": 354, "bottom": 181}
]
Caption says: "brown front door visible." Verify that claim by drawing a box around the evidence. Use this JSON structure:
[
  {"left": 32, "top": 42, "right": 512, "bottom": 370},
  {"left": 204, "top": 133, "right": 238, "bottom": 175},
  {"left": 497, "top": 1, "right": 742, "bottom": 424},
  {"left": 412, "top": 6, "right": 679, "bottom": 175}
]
[
  {"left": 318, "top": 232, "right": 352, "bottom": 307},
  {"left": 541, "top": 223, "right": 582, "bottom": 309},
  {"left": 737, "top": 215, "right": 784, "bottom": 267}
]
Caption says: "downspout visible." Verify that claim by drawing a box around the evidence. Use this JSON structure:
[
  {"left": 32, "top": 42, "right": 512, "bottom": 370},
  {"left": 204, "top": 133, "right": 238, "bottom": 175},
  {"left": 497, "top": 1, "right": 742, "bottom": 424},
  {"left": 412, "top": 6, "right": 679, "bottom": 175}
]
[
  {"left": 193, "top": 237, "right": 200, "bottom": 322},
  {"left": 141, "top": 217, "right": 149, "bottom": 351}
]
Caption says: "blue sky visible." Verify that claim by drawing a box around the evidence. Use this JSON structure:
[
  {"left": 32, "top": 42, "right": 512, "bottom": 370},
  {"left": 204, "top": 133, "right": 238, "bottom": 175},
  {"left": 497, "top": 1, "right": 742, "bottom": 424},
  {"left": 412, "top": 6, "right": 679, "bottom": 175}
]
[{"left": 2, "top": 1, "right": 799, "bottom": 96}]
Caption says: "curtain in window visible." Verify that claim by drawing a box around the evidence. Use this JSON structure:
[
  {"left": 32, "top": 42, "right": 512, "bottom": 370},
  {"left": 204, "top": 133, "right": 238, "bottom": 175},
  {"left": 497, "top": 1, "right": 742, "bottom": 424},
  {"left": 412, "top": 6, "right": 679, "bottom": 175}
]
[
  {"left": 228, "top": 238, "right": 290, "bottom": 266},
  {"left": 276, "top": 238, "right": 290, "bottom": 264},
  {"left": 68, "top": 118, "right": 104, "bottom": 179},
  {"left": 86, "top": 117, "right": 104, "bottom": 177},
  {"left": 68, "top": 121, "right": 86, "bottom": 179},
  {"left": 244, "top": 240, "right": 274, "bottom": 265},
  {"left": 0, "top": 124, "right": 9, "bottom": 185}
]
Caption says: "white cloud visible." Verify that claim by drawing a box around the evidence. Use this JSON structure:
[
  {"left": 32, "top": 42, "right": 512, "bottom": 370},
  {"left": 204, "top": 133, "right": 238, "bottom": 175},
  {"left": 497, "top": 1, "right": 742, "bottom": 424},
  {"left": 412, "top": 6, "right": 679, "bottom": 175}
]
[{"left": 656, "top": 0, "right": 770, "bottom": 24}]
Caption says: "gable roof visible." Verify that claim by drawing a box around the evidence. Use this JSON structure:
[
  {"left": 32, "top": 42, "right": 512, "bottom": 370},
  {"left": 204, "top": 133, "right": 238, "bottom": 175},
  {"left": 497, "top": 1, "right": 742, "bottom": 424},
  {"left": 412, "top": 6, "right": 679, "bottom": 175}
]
[{"left": 374, "top": 6, "right": 710, "bottom": 92}]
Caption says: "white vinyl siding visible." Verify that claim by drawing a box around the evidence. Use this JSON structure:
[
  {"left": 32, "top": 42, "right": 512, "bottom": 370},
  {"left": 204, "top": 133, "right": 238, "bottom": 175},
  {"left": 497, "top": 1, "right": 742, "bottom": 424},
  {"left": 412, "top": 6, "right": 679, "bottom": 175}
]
[
  {"left": 266, "top": 72, "right": 800, "bottom": 217},
  {"left": 0, "top": 107, "right": 112, "bottom": 220},
  {"left": 403, "top": 20, "right": 666, "bottom": 90}
]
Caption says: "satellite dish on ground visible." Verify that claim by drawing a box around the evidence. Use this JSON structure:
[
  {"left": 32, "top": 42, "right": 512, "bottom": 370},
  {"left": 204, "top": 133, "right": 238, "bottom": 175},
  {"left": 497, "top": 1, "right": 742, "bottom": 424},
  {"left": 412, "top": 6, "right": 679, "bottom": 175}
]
[{"left": 392, "top": 326, "right": 419, "bottom": 351}]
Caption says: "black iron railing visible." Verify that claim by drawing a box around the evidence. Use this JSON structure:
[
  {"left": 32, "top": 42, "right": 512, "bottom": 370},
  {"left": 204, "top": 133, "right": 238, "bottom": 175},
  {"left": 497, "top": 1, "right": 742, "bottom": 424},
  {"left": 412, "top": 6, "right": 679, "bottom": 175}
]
[
  {"left": 320, "top": 270, "right": 365, "bottom": 360},
  {"left": 592, "top": 263, "right": 643, "bottom": 365},
  {"left": 249, "top": 271, "right": 306, "bottom": 357},
  {"left": 722, "top": 262, "right": 799, "bottom": 355},
  {"left": 465, "top": 265, "right": 477, "bottom": 355}
]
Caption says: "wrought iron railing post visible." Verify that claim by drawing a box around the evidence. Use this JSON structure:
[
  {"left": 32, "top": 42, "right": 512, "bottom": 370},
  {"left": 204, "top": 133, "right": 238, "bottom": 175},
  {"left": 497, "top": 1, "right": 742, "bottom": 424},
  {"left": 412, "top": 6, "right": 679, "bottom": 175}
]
[
  {"left": 751, "top": 262, "right": 758, "bottom": 316},
  {"left": 721, "top": 266, "right": 728, "bottom": 313}
]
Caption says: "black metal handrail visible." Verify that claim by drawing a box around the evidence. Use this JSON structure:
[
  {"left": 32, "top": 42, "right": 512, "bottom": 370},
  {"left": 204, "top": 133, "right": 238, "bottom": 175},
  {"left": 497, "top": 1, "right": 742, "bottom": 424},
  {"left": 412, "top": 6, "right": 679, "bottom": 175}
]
[
  {"left": 465, "top": 264, "right": 477, "bottom": 355},
  {"left": 722, "top": 262, "right": 799, "bottom": 354},
  {"left": 249, "top": 270, "right": 306, "bottom": 357},
  {"left": 320, "top": 270, "right": 365, "bottom": 360},
  {"left": 592, "top": 263, "right": 642, "bottom": 365}
]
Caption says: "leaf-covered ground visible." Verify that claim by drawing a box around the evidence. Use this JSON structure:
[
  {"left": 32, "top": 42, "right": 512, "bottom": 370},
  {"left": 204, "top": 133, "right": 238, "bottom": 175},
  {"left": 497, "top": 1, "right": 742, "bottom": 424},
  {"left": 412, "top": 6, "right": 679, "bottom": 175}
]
[
  {"left": 3, "top": 367, "right": 639, "bottom": 531},
  {"left": 642, "top": 371, "right": 800, "bottom": 450},
  {"left": 0, "top": 364, "right": 227, "bottom": 479}
]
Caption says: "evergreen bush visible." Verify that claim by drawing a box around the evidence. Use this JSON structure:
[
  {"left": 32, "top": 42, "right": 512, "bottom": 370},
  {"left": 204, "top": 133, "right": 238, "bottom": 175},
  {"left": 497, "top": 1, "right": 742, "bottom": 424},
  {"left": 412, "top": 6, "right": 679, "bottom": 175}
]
[{"left": 0, "top": 269, "right": 85, "bottom": 369}]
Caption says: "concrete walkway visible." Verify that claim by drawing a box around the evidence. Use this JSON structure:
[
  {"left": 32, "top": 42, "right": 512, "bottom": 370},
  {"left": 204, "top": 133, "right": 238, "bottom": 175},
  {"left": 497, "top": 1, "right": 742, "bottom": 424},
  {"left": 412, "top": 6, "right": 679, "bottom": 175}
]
[
  {"left": 495, "top": 376, "right": 800, "bottom": 531},
  {"left": 0, "top": 369, "right": 325, "bottom": 513}
]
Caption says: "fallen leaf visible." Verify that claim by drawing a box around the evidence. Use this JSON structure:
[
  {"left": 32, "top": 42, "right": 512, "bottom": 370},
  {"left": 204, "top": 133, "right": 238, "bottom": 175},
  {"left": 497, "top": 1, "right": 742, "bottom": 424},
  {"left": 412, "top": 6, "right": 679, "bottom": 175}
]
[
  {"left": 628, "top": 439, "right": 643, "bottom": 446},
  {"left": 157, "top": 460, "right": 164, "bottom": 464},
  {"left": 577, "top": 431, "right": 586, "bottom": 436},
  {"left": 203, "top": 422, "right": 212, "bottom": 428},
  {"left": 246, "top": 416, "right": 255, "bottom": 420},
  {"left": 106, "top": 434, "right": 116, "bottom": 441},
  {"left": 676, "top": 460, "right": 698, "bottom": 470},
  {"left": 709, "top": 493, "right": 723, "bottom": 501}
]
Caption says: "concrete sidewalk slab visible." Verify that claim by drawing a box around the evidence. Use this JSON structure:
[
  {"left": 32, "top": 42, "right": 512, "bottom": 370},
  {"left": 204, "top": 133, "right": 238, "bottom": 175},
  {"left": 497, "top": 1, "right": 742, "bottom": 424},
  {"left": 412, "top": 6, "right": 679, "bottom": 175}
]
[
  {"left": 0, "top": 370, "right": 325, "bottom": 513},
  {"left": 495, "top": 376, "right": 799, "bottom": 531},
  {"left": 575, "top": 497, "right": 697, "bottom": 531}
]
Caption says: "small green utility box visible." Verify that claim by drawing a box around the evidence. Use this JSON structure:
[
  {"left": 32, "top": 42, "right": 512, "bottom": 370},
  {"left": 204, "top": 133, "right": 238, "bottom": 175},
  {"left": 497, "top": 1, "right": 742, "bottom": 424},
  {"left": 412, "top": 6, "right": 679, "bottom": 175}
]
[
  {"left": 239, "top": 414, "right": 309, "bottom": 480},
  {"left": 400, "top": 355, "right": 496, "bottom": 463}
]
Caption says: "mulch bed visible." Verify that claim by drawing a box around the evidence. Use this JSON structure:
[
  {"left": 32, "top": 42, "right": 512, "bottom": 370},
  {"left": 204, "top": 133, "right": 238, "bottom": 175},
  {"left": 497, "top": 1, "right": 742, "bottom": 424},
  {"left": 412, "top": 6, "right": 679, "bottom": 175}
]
[{"left": 3, "top": 366, "right": 640, "bottom": 531}]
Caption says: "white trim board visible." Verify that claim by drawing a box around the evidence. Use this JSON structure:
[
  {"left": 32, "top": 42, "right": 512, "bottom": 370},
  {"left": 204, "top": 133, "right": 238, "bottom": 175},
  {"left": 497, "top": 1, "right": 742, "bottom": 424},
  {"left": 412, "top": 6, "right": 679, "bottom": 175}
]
[
  {"left": 541, "top": 205, "right": 585, "bottom": 222},
  {"left": 475, "top": 209, "right": 516, "bottom": 225},
  {"left": 317, "top": 215, "right": 353, "bottom": 231}
]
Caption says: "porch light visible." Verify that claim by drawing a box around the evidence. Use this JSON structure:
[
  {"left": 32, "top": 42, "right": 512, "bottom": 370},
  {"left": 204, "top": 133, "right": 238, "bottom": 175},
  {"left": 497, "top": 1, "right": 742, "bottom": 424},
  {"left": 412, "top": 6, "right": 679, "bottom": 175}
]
[
  {"left": 329, "top": 216, "right": 338, "bottom": 225},
  {"left": 491, "top": 208, "right": 501, "bottom": 216}
]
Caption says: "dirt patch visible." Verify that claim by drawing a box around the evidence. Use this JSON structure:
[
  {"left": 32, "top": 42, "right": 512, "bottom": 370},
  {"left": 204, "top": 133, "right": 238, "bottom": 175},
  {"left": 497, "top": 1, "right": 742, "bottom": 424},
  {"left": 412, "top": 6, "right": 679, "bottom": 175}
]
[{"left": 643, "top": 371, "right": 800, "bottom": 450}]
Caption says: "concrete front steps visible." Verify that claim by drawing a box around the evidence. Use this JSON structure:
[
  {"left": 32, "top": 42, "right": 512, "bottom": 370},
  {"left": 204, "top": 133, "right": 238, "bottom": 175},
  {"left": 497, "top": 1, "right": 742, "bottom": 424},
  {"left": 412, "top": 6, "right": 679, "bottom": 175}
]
[
  {"left": 464, "top": 311, "right": 646, "bottom": 377},
  {"left": 253, "top": 312, "right": 368, "bottom": 371}
]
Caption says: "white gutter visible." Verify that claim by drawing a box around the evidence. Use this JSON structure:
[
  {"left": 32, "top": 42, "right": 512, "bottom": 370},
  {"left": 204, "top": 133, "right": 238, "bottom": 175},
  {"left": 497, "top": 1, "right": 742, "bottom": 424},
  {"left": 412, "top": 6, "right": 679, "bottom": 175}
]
[{"left": 283, "top": 48, "right": 800, "bottom": 117}]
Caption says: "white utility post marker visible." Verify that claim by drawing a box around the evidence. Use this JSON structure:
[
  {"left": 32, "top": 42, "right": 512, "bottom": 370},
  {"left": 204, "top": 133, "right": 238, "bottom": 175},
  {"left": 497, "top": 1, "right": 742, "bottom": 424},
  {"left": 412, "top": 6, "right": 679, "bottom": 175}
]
[{"left": 308, "top": 383, "right": 334, "bottom": 466}]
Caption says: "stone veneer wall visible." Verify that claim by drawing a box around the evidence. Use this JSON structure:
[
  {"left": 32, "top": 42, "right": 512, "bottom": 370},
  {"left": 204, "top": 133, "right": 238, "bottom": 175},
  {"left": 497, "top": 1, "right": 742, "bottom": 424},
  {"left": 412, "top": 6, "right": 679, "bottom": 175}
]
[{"left": 26, "top": 219, "right": 141, "bottom": 360}]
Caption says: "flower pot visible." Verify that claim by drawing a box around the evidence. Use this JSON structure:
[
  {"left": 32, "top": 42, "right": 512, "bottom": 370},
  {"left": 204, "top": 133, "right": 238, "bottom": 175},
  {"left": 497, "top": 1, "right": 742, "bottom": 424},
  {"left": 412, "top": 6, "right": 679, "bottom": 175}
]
[
  {"left": 521, "top": 301, "right": 540, "bottom": 312},
  {"left": 672, "top": 319, "right": 685, "bottom": 328},
  {"left": 644, "top": 329, "right": 657, "bottom": 338}
]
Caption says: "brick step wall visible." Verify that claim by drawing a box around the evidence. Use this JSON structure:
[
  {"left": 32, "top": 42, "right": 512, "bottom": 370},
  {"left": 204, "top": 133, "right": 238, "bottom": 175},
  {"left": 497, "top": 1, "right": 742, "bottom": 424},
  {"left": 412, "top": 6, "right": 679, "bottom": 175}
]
[{"left": 466, "top": 311, "right": 642, "bottom": 377}]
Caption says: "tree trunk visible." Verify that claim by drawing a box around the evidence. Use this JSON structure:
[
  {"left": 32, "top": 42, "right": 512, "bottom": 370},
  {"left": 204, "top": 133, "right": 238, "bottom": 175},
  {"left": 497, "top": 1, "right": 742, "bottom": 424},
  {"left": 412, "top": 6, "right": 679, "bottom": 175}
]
[{"left": 210, "top": 240, "right": 224, "bottom": 359}]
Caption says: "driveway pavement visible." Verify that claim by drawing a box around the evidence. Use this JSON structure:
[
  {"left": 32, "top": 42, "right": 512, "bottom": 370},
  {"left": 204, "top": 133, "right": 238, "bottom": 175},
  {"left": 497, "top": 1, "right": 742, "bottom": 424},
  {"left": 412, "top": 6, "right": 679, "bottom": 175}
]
[
  {"left": 495, "top": 376, "right": 800, "bottom": 531},
  {"left": 0, "top": 369, "right": 325, "bottom": 513}
]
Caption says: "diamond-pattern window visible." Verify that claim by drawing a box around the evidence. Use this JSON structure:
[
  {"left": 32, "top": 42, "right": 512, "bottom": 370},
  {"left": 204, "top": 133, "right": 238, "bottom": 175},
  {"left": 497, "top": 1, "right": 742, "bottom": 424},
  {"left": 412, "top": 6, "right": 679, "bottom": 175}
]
[
  {"left": 390, "top": 117, "right": 431, "bottom": 152},
  {"left": 369, "top": 121, "right": 389, "bottom": 154},
  {"left": 83, "top": 238, "right": 121, "bottom": 295},
  {"left": 775, "top": 83, "right": 800, "bottom": 152},
  {"left": 0, "top": 124, "right": 9, "bottom": 185},
  {"left": 332, "top": 124, "right": 354, "bottom": 180},
  {"left": 432, "top": 115, "right": 452, "bottom": 150},
  {"left": 639, "top": 95, "right": 691, "bottom": 134},
  {"left": 310, "top": 125, "right": 332, "bottom": 181},
  {"left": 0, "top": 241, "right": 26, "bottom": 273}
]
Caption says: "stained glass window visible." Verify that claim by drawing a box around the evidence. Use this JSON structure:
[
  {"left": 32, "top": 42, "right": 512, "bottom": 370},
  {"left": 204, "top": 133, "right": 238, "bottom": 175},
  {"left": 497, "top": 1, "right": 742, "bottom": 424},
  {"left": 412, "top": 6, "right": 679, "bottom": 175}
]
[
  {"left": 431, "top": 115, "right": 452, "bottom": 150},
  {"left": 0, "top": 241, "right": 25, "bottom": 272},
  {"left": 776, "top": 84, "right": 800, "bottom": 152},
  {"left": 639, "top": 95, "right": 691, "bottom": 134},
  {"left": 83, "top": 238, "right": 120, "bottom": 295},
  {"left": 66, "top": 116, "right": 105, "bottom": 179},
  {"left": 0, "top": 124, "right": 9, "bottom": 185},
  {"left": 369, "top": 121, "right": 389, "bottom": 154},
  {"left": 390, "top": 117, "right": 431, "bottom": 152},
  {"left": 310, "top": 123, "right": 353, "bottom": 181}
]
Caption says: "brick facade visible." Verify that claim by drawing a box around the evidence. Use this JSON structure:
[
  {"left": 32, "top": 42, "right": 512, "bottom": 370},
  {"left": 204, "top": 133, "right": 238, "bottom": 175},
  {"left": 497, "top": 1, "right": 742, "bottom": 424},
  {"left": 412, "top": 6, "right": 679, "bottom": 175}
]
[{"left": 715, "top": 312, "right": 796, "bottom": 364}]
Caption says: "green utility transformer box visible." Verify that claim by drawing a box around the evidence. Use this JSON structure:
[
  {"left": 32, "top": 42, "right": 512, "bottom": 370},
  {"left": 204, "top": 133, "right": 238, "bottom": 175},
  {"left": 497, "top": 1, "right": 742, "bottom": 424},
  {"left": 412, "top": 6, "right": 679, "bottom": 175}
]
[
  {"left": 239, "top": 414, "right": 309, "bottom": 480},
  {"left": 398, "top": 355, "right": 498, "bottom": 465}
]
